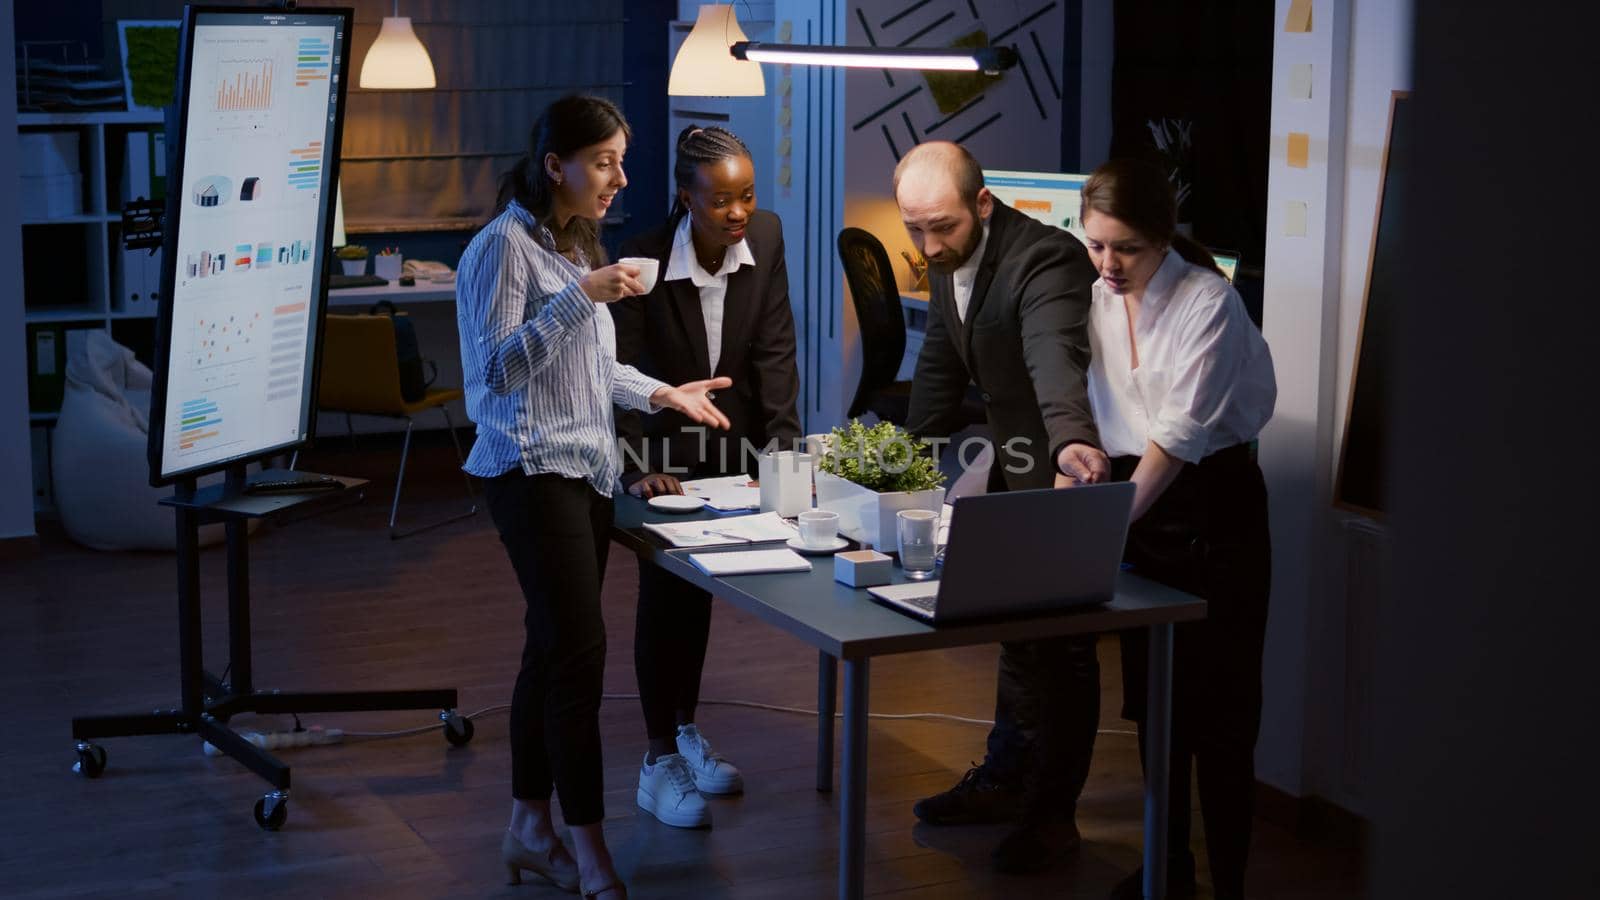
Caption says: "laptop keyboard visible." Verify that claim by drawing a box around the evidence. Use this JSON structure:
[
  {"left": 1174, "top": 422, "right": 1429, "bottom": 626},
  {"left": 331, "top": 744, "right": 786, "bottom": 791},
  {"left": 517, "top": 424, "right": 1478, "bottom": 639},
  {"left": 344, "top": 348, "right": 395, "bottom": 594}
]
[{"left": 903, "top": 594, "right": 937, "bottom": 615}]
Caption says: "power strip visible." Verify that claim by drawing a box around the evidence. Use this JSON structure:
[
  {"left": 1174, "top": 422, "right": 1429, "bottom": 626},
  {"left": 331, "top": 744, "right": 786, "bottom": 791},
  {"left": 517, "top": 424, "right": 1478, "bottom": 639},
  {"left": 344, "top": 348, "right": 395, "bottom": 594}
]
[{"left": 202, "top": 726, "right": 345, "bottom": 756}]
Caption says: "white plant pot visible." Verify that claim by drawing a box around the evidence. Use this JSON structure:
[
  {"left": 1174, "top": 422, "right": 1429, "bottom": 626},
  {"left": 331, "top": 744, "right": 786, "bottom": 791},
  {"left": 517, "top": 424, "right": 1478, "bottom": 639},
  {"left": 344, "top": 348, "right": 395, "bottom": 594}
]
[
  {"left": 373, "top": 254, "right": 402, "bottom": 281},
  {"left": 814, "top": 469, "right": 945, "bottom": 549},
  {"left": 340, "top": 258, "right": 367, "bottom": 276}
]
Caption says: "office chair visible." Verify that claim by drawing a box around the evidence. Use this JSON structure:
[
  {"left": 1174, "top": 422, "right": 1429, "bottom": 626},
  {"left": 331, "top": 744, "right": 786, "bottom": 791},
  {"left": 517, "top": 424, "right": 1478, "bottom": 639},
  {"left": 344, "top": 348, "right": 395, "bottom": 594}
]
[
  {"left": 837, "top": 227, "right": 985, "bottom": 427},
  {"left": 309, "top": 313, "right": 477, "bottom": 539}
]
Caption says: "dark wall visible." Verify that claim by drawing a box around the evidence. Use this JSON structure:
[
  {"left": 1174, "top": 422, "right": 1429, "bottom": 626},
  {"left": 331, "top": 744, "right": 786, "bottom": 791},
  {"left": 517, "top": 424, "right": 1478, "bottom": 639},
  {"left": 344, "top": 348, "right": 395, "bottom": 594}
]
[
  {"left": 1108, "top": 0, "right": 1272, "bottom": 264},
  {"left": 1374, "top": 3, "right": 1599, "bottom": 899}
]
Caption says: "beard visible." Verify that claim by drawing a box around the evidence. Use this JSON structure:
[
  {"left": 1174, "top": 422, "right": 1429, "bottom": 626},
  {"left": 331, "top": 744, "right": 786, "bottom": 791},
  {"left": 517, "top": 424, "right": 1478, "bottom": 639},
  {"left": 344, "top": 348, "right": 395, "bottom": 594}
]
[{"left": 924, "top": 219, "right": 984, "bottom": 273}]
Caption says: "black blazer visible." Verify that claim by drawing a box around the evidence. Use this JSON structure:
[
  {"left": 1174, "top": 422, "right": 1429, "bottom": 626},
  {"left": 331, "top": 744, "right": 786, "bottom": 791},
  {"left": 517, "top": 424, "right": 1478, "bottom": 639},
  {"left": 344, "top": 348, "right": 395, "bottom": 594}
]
[
  {"left": 614, "top": 208, "right": 802, "bottom": 480},
  {"left": 904, "top": 200, "right": 1100, "bottom": 491}
]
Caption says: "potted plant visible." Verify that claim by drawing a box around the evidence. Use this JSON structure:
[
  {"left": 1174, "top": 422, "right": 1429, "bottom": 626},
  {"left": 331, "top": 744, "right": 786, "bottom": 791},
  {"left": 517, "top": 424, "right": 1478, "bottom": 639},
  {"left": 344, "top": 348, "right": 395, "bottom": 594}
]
[
  {"left": 335, "top": 243, "right": 369, "bottom": 276},
  {"left": 814, "top": 420, "right": 946, "bottom": 548}
]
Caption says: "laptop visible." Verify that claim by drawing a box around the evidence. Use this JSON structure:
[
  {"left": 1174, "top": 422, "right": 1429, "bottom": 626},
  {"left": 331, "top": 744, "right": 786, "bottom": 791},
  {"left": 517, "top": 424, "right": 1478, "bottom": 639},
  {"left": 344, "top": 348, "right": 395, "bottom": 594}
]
[
  {"left": 866, "top": 482, "right": 1135, "bottom": 624},
  {"left": 1208, "top": 247, "right": 1241, "bottom": 284},
  {"left": 327, "top": 272, "right": 388, "bottom": 289}
]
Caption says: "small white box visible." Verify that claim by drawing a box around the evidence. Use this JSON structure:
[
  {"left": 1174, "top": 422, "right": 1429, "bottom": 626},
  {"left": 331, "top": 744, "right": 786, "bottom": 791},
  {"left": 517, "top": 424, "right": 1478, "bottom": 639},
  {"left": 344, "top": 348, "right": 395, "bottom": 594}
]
[
  {"left": 834, "top": 549, "right": 894, "bottom": 588},
  {"left": 18, "top": 131, "right": 79, "bottom": 177},
  {"left": 20, "top": 173, "right": 83, "bottom": 219}
]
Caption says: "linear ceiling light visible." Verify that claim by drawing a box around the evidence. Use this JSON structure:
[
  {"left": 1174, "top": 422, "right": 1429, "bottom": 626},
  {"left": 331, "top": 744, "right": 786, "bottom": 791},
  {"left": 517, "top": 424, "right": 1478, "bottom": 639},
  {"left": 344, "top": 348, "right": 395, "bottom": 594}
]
[{"left": 731, "top": 42, "right": 1017, "bottom": 75}]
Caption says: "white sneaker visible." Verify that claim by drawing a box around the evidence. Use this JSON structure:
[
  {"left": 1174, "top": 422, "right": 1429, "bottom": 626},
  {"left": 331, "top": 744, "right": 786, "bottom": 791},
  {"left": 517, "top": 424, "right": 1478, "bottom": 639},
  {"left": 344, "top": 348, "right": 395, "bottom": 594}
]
[
  {"left": 636, "top": 752, "right": 710, "bottom": 828},
  {"left": 676, "top": 724, "right": 744, "bottom": 795}
]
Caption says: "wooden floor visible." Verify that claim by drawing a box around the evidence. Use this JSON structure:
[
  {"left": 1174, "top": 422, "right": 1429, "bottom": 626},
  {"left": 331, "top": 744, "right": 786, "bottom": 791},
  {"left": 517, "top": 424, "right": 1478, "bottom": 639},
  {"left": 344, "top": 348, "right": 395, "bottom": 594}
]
[{"left": 1, "top": 433, "right": 1363, "bottom": 898}]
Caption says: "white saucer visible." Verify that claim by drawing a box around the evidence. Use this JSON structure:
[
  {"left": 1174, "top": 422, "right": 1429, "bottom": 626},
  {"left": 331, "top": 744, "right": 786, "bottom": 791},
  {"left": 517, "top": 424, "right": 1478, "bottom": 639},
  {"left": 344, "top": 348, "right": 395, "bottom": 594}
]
[
  {"left": 648, "top": 494, "right": 707, "bottom": 513},
  {"left": 787, "top": 535, "right": 848, "bottom": 555}
]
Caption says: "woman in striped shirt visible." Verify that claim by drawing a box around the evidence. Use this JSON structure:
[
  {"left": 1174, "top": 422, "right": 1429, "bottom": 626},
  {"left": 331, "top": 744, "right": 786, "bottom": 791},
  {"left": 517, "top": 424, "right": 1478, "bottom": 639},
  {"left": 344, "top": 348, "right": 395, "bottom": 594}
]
[{"left": 456, "top": 95, "right": 730, "bottom": 900}]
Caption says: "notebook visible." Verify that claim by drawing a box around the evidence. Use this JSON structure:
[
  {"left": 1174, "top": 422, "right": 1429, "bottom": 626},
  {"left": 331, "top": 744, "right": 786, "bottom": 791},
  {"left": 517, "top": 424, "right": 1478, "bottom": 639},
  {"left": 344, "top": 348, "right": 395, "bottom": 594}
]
[
  {"left": 681, "top": 475, "right": 761, "bottom": 511},
  {"left": 688, "top": 548, "right": 812, "bottom": 576},
  {"left": 642, "top": 511, "right": 796, "bottom": 547}
]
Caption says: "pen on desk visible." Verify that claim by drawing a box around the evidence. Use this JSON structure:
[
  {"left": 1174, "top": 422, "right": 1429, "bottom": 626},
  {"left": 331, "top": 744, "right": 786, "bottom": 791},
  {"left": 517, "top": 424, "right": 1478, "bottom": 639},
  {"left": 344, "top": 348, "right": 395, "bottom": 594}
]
[{"left": 700, "top": 528, "right": 749, "bottom": 542}]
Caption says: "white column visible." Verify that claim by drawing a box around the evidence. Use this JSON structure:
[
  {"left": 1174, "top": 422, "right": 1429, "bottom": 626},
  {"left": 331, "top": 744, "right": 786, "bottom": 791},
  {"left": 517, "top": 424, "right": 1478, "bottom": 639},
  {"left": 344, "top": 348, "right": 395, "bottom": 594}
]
[{"left": 1257, "top": 0, "right": 1353, "bottom": 796}]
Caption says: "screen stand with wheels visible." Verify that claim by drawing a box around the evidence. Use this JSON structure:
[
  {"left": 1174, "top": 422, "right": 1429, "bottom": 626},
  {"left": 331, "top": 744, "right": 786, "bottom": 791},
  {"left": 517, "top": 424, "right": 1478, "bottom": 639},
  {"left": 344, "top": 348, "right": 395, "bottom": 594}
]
[{"left": 69, "top": 466, "right": 476, "bottom": 830}]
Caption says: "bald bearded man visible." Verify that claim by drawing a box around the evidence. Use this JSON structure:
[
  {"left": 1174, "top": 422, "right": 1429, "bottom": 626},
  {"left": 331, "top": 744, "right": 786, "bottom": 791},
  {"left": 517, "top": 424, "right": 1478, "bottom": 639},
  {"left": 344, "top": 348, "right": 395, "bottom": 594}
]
[{"left": 895, "top": 141, "right": 1109, "bottom": 875}]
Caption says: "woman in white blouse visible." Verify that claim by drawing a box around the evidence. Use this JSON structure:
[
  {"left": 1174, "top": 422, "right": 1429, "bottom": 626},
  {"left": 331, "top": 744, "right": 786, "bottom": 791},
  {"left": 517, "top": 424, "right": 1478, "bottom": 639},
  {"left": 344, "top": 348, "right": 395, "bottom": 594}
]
[{"left": 1077, "top": 159, "right": 1276, "bottom": 900}]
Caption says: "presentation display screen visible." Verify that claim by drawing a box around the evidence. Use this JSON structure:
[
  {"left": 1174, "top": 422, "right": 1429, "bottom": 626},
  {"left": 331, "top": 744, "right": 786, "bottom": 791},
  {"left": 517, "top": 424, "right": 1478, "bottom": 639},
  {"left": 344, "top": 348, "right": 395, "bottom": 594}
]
[
  {"left": 148, "top": 6, "right": 351, "bottom": 484},
  {"left": 982, "top": 169, "right": 1090, "bottom": 242},
  {"left": 986, "top": 168, "right": 1242, "bottom": 284}
]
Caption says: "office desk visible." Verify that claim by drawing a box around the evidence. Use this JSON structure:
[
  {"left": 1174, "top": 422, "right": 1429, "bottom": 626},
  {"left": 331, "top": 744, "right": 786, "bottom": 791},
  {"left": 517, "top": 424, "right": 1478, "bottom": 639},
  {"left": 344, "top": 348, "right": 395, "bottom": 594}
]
[
  {"left": 612, "top": 497, "right": 1206, "bottom": 900},
  {"left": 324, "top": 279, "right": 457, "bottom": 308}
]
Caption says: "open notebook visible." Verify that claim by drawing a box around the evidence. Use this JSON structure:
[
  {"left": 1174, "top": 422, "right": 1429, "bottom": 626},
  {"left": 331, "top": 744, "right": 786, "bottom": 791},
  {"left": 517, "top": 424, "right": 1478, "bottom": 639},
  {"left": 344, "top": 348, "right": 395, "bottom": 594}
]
[
  {"left": 689, "top": 548, "right": 812, "bottom": 576},
  {"left": 642, "top": 512, "right": 796, "bottom": 548}
]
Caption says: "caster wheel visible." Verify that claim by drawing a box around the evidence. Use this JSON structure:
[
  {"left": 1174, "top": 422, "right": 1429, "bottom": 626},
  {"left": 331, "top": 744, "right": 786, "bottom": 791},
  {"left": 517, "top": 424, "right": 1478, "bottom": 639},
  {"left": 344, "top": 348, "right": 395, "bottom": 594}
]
[
  {"left": 442, "top": 711, "right": 474, "bottom": 747},
  {"left": 73, "top": 743, "right": 107, "bottom": 778},
  {"left": 254, "top": 792, "right": 289, "bottom": 831}
]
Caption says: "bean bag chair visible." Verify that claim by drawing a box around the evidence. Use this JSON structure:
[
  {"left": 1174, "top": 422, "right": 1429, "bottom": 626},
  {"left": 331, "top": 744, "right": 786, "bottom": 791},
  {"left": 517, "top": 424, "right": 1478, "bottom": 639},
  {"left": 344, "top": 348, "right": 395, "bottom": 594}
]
[{"left": 52, "top": 330, "right": 252, "bottom": 550}]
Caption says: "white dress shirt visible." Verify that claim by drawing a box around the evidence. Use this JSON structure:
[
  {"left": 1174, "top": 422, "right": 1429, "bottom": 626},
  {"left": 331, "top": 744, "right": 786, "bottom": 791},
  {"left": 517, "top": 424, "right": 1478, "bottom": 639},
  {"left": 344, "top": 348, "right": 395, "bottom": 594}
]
[
  {"left": 1087, "top": 249, "right": 1276, "bottom": 463},
  {"left": 664, "top": 214, "right": 756, "bottom": 376},
  {"left": 952, "top": 219, "right": 991, "bottom": 323}
]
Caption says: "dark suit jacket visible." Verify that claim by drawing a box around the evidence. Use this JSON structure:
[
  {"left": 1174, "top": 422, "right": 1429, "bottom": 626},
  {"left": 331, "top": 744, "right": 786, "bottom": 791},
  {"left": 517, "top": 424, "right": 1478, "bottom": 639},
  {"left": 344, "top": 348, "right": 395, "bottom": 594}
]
[
  {"left": 614, "top": 208, "right": 801, "bottom": 480},
  {"left": 904, "top": 199, "right": 1100, "bottom": 491}
]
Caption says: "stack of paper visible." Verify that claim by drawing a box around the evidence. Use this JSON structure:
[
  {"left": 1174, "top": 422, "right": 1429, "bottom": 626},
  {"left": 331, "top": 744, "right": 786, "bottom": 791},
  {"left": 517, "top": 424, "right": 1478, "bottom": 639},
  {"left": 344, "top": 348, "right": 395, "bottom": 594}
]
[
  {"left": 689, "top": 548, "right": 812, "bottom": 576},
  {"left": 643, "top": 511, "right": 797, "bottom": 548},
  {"left": 681, "top": 475, "right": 760, "bottom": 511}
]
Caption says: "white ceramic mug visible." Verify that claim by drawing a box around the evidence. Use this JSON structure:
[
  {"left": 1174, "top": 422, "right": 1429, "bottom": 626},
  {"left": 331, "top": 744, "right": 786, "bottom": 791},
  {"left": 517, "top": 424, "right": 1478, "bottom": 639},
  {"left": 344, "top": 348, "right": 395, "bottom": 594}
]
[
  {"left": 797, "top": 509, "right": 839, "bottom": 549},
  {"left": 618, "top": 256, "right": 659, "bottom": 294}
]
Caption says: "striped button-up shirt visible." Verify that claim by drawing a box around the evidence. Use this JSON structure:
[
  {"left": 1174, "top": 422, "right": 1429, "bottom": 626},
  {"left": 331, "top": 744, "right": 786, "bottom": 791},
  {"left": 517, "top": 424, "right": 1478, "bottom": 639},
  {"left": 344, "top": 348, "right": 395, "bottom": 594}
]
[{"left": 456, "top": 200, "right": 667, "bottom": 495}]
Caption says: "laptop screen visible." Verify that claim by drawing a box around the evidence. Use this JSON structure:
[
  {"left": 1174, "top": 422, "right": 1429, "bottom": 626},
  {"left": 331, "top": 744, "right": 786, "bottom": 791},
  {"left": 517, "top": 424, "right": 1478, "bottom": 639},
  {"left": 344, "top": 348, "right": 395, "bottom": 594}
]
[{"left": 1211, "top": 250, "right": 1240, "bottom": 284}]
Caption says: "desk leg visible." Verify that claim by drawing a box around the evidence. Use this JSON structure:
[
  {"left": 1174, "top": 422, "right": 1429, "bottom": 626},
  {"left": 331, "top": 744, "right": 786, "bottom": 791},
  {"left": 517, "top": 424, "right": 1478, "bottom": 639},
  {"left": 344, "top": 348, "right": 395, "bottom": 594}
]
[
  {"left": 1143, "top": 622, "right": 1175, "bottom": 900},
  {"left": 817, "top": 651, "right": 838, "bottom": 793},
  {"left": 839, "top": 658, "right": 869, "bottom": 900}
]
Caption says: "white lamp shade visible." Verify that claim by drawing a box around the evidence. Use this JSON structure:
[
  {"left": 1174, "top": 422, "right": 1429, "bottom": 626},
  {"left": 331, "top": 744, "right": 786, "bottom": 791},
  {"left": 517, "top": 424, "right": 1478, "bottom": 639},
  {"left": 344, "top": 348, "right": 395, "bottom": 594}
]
[
  {"left": 359, "top": 16, "right": 436, "bottom": 89},
  {"left": 669, "top": 5, "right": 765, "bottom": 96}
]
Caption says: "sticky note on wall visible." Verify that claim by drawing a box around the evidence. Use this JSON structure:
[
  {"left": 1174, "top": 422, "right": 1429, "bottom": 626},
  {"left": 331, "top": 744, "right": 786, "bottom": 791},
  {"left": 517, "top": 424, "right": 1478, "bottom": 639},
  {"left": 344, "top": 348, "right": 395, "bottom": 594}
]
[
  {"left": 1289, "top": 64, "right": 1313, "bottom": 99},
  {"left": 1284, "top": 200, "right": 1308, "bottom": 236},
  {"left": 1287, "top": 132, "right": 1310, "bottom": 168},
  {"left": 1286, "top": 0, "right": 1313, "bottom": 32}
]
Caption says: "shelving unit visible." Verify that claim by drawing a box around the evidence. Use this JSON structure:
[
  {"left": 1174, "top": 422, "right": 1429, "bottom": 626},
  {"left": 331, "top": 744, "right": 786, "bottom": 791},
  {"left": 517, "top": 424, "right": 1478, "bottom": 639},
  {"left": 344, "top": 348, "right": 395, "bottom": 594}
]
[{"left": 19, "top": 109, "right": 166, "bottom": 511}]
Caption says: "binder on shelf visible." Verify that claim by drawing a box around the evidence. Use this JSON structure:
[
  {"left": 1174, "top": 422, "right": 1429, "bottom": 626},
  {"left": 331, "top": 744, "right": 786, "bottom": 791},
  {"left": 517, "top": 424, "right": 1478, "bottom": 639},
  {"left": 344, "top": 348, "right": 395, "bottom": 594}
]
[
  {"left": 120, "top": 130, "right": 167, "bottom": 206},
  {"left": 117, "top": 246, "right": 163, "bottom": 315},
  {"left": 27, "top": 323, "right": 66, "bottom": 412}
]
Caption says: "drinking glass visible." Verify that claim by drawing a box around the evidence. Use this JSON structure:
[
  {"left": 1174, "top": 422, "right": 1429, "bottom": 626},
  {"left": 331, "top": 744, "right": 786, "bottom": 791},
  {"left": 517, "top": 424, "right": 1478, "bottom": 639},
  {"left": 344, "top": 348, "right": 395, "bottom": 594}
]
[{"left": 896, "top": 509, "right": 938, "bottom": 579}]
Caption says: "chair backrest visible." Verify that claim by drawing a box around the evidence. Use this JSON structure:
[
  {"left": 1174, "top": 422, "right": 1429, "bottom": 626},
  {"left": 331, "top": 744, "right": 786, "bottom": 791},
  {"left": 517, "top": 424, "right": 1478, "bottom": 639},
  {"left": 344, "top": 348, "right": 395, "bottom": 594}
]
[
  {"left": 837, "top": 227, "right": 906, "bottom": 417},
  {"left": 318, "top": 314, "right": 406, "bottom": 414}
]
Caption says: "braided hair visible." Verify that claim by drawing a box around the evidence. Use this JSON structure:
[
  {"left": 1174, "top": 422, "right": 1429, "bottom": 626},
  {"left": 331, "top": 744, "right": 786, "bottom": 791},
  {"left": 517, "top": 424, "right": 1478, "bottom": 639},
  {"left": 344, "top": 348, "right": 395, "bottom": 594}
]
[
  {"left": 496, "top": 94, "right": 631, "bottom": 266},
  {"left": 669, "top": 124, "right": 752, "bottom": 221}
]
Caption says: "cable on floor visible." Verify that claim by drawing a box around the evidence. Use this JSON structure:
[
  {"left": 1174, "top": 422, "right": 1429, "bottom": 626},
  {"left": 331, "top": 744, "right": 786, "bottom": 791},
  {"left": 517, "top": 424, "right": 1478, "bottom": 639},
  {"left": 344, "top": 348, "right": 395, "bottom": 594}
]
[{"left": 334, "top": 693, "right": 1137, "bottom": 740}]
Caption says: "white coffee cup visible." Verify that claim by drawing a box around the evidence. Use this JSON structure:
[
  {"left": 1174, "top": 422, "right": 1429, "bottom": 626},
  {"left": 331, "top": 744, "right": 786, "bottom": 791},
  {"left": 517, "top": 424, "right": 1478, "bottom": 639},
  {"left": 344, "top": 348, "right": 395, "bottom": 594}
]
[
  {"left": 797, "top": 509, "right": 840, "bottom": 549},
  {"left": 618, "top": 256, "right": 659, "bottom": 294}
]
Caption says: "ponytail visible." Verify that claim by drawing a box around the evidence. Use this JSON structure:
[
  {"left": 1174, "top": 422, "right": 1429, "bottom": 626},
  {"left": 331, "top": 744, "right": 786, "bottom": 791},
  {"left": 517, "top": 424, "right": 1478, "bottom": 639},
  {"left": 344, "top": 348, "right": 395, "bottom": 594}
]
[{"left": 1171, "top": 233, "right": 1225, "bottom": 280}]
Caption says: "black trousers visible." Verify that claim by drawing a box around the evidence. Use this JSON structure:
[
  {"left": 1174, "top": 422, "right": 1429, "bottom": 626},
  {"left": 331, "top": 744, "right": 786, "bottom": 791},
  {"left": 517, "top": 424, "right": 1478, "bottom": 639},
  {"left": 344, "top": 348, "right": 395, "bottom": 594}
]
[
  {"left": 634, "top": 560, "right": 714, "bottom": 741},
  {"left": 630, "top": 454, "right": 748, "bottom": 744},
  {"left": 1114, "top": 445, "right": 1271, "bottom": 899},
  {"left": 983, "top": 634, "right": 1102, "bottom": 819},
  {"left": 977, "top": 463, "right": 1101, "bottom": 819},
  {"left": 485, "top": 472, "right": 613, "bottom": 827}
]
